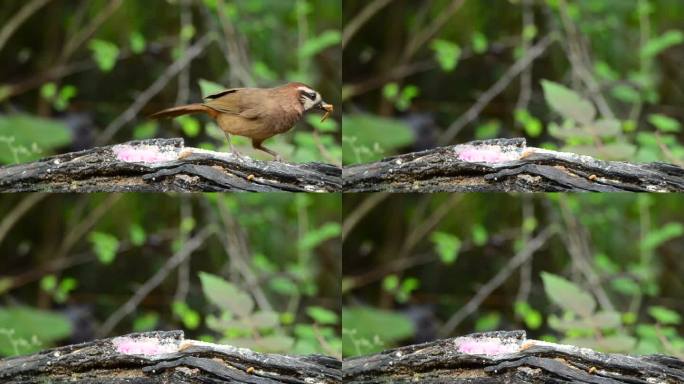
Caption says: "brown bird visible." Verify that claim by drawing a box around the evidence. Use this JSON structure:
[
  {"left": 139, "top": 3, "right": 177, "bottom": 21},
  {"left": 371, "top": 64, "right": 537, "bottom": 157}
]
[{"left": 149, "top": 82, "right": 334, "bottom": 160}]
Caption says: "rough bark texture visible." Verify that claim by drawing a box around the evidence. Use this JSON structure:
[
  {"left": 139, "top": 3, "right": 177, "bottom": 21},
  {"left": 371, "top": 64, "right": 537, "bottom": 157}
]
[
  {"left": 344, "top": 138, "right": 684, "bottom": 192},
  {"left": 0, "top": 330, "right": 341, "bottom": 383},
  {"left": 343, "top": 330, "right": 684, "bottom": 383},
  {"left": 0, "top": 138, "right": 341, "bottom": 192}
]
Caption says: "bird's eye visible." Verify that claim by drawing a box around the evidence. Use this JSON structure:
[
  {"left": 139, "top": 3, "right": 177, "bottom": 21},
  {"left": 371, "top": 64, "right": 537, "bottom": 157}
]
[{"left": 302, "top": 91, "right": 316, "bottom": 100}]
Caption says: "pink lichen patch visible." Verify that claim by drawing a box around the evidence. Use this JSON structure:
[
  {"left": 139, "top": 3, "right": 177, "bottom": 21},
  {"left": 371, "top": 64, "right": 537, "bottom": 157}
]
[
  {"left": 112, "top": 144, "right": 178, "bottom": 163},
  {"left": 113, "top": 336, "right": 179, "bottom": 356},
  {"left": 456, "top": 337, "right": 520, "bottom": 356},
  {"left": 455, "top": 145, "right": 521, "bottom": 164}
]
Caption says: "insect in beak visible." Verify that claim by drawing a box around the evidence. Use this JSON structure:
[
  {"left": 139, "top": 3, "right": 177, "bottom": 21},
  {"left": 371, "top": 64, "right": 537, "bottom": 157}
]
[{"left": 318, "top": 102, "right": 334, "bottom": 122}]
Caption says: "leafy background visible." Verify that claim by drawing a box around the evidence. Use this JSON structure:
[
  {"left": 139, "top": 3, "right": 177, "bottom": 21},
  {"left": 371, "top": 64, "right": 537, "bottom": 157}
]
[
  {"left": 0, "top": 194, "right": 341, "bottom": 357},
  {"left": 342, "top": 0, "right": 684, "bottom": 164},
  {"left": 0, "top": 0, "right": 341, "bottom": 164},
  {"left": 342, "top": 194, "right": 684, "bottom": 358}
]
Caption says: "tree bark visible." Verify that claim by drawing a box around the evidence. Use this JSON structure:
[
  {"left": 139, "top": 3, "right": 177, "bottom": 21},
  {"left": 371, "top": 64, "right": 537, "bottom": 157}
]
[
  {"left": 0, "top": 330, "right": 341, "bottom": 383},
  {"left": 0, "top": 138, "right": 341, "bottom": 192},
  {"left": 344, "top": 138, "right": 684, "bottom": 192},
  {"left": 343, "top": 330, "right": 684, "bottom": 383}
]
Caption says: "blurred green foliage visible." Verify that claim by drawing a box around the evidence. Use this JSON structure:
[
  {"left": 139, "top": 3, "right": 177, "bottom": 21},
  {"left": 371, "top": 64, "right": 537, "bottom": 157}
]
[
  {"left": 0, "top": 0, "right": 340, "bottom": 164},
  {"left": 343, "top": 0, "right": 683, "bottom": 163},
  {"left": 0, "top": 193, "right": 341, "bottom": 357},
  {"left": 343, "top": 194, "right": 684, "bottom": 358}
]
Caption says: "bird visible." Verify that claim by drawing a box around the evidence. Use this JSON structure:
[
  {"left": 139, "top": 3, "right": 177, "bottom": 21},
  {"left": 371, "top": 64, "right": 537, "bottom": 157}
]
[{"left": 149, "top": 82, "right": 333, "bottom": 161}]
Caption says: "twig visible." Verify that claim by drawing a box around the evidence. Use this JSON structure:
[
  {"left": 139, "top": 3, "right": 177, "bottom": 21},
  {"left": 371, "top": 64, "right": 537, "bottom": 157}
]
[
  {"left": 557, "top": 196, "right": 615, "bottom": 312},
  {"left": 439, "top": 33, "right": 556, "bottom": 145},
  {"left": 216, "top": 0, "right": 254, "bottom": 86},
  {"left": 515, "top": 0, "right": 534, "bottom": 111},
  {"left": 60, "top": 0, "right": 124, "bottom": 61},
  {"left": 175, "top": 0, "right": 192, "bottom": 105},
  {"left": 215, "top": 202, "right": 274, "bottom": 314},
  {"left": 96, "top": 33, "right": 214, "bottom": 145},
  {"left": 342, "top": 193, "right": 388, "bottom": 241},
  {"left": 514, "top": 195, "right": 534, "bottom": 303},
  {"left": 402, "top": 0, "right": 466, "bottom": 60},
  {"left": 312, "top": 127, "right": 342, "bottom": 166},
  {"left": 0, "top": 194, "right": 45, "bottom": 247},
  {"left": 439, "top": 227, "right": 555, "bottom": 337},
  {"left": 0, "top": 0, "right": 51, "bottom": 53},
  {"left": 96, "top": 227, "right": 213, "bottom": 337},
  {"left": 555, "top": 0, "right": 614, "bottom": 119},
  {"left": 342, "top": 0, "right": 393, "bottom": 48}
]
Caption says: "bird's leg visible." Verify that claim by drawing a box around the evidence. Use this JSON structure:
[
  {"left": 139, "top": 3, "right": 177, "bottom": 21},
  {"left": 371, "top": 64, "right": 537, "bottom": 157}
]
[
  {"left": 223, "top": 132, "right": 241, "bottom": 157},
  {"left": 252, "top": 139, "right": 281, "bottom": 161}
]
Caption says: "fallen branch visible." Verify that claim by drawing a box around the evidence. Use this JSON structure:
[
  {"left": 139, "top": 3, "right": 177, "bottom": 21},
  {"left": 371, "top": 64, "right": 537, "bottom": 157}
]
[
  {"left": 0, "top": 330, "right": 341, "bottom": 384},
  {"left": 343, "top": 138, "right": 684, "bottom": 192},
  {"left": 343, "top": 330, "right": 684, "bottom": 383},
  {"left": 0, "top": 138, "right": 341, "bottom": 192}
]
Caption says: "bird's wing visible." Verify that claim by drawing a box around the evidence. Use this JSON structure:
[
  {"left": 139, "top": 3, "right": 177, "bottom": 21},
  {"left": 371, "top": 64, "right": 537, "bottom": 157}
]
[{"left": 203, "top": 88, "right": 263, "bottom": 119}]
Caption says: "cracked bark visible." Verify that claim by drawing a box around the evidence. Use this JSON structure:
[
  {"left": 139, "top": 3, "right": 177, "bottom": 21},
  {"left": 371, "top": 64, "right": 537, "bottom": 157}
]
[
  {"left": 343, "top": 330, "right": 684, "bottom": 383},
  {"left": 0, "top": 138, "right": 341, "bottom": 192},
  {"left": 0, "top": 330, "right": 341, "bottom": 384},
  {"left": 343, "top": 138, "right": 684, "bottom": 192}
]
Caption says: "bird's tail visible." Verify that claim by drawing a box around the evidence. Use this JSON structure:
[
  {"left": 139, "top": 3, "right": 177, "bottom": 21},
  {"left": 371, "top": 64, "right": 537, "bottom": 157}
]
[{"left": 149, "top": 103, "right": 216, "bottom": 119}]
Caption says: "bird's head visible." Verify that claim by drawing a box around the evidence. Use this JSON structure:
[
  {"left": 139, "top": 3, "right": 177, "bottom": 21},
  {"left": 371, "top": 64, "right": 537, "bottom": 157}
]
[{"left": 285, "top": 83, "right": 334, "bottom": 121}]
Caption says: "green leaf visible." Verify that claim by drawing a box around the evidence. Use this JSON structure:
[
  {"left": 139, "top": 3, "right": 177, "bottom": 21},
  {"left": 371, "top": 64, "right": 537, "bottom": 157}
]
[
  {"left": 383, "top": 83, "right": 399, "bottom": 100},
  {"left": 299, "top": 30, "right": 341, "bottom": 58},
  {"left": 88, "top": 232, "right": 119, "bottom": 265},
  {"left": 178, "top": 115, "right": 201, "bottom": 137},
  {"left": 474, "top": 120, "right": 500, "bottom": 140},
  {"left": 610, "top": 277, "right": 641, "bottom": 296},
  {"left": 88, "top": 39, "right": 119, "bottom": 72},
  {"left": 611, "top": 84, "right": 641, "bottom": 103},
  {"left": 382, "top": 275, "right": 399, "bottom": 291},
  {"left": 430, "top": 232, "right": 461, "bottom": 264},
  {"left": 514, "top": 301, "right": 542, "bottom": 329},
  {"left": 129, "top": 223, "right": 146, "bottom": 246},
  {"left": 129, "top": 32, "right": 146, "bottom": 54},
  {"left": 471, "top": 32, "right": 488, "bottom": 54},
  {"left": 299, "top": 222, "right": 340, "bottom": 250},
  {"left": 541, "top": 80, "right": 596, "bottom": 125},
  {"left": 430, "top": 39, "right": 461, "bottom": 72},
  {"left": 0, "top": 307, "right": 72, "bottom": 356},
  {"left": 515, "top": 109, "right": 543, "bottom": 137},
  {"left": 471, "top": 224, "right": 488, "bottom": 246},
  {"left": 133, "top": 312, "right": 159, "bottom": 332},
  {"left": 648, "top": 306, "right": 681, "bottom": 325},
  {"left": 342, "top": 114, "right": 415, "bottom": 164},
  {"left": 269, "top": 276, "right": 298, "bottom": 295},
  {"left": 641, "top": 222, "right": 684, "bottom": 252},
  {"left": 172, "top": 301, "right": 200, "bottom": 329},
  {"left": 475, "top": 312, "right": 501, "bottom": 332},
  {"left": 591, "top": 119, "right": 621, "bottom": 137},
  {"left": 0, "top": 114, "right": 71, "bottom": 164},
  {"left": 648, "top": 114, "right": 681, "bottom": 133},
  {"left": 250, "top": 311, "right": 279, "bottom": 329},
  {"left": 307, "top": 306, "right": 339, "bottom": 325},
  {"left": 199, "top": 272, "right": 254, "bottom": 317},
  {"left": 40, "top": 275, "right": 57, "bottom": 292},
  {"left": 133, "top": 121, "right": 157, "bottom": 140},
  {"left": 342, "top": 307, "right": 414, "bottom": 356},
  {"left": 541, "top": 272, "right": 596, "bottom": 318},
  {"left": 641, "top": 30, "right": 684, "bottom": 58},
  {"left": 40, "top": 82, "right": 57, "bottom": 100}
]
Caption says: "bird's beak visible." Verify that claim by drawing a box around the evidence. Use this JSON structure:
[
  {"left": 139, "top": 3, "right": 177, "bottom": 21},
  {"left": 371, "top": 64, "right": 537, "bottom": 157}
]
[{"left": 317, "top": 101, "right": 334, "bottom": 122}]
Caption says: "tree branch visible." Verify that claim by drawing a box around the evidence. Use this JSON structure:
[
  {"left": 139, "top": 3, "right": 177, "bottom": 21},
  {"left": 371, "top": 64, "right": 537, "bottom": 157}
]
[
  {"left": 343, "top": 330, "right": 684, "bottom": 383},
  {"left": 0, "top": 331, "right": 341, "bottom": 384},
  {"left": 0, "top": 138, "right": 341, "bottom": 192},
  {"left": 344, "top": 138, "right": 684, "bottom": 192}
]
